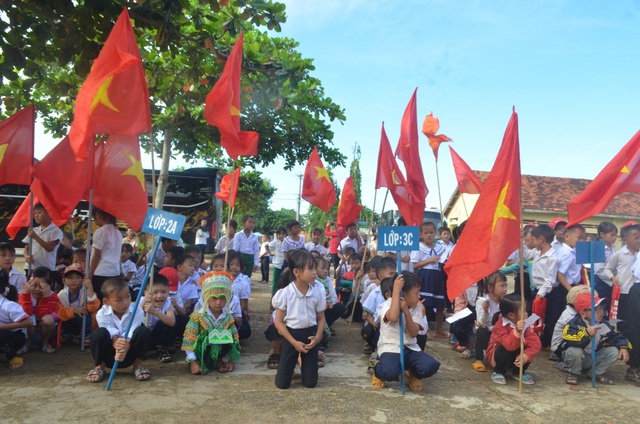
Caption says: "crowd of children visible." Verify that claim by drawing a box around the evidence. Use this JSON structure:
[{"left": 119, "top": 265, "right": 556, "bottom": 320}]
[{"left": 2, "top": 202, "right": 640, "bottom": 394}]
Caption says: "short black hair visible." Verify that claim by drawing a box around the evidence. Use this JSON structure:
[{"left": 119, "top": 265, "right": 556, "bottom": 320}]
[
  {"left": 228, "top": 220, "right": 238, "bottom": 230},
  {"left": 0, "top": 242, "right": 16, "bottom": 255},
  {"left": 151, "top": 274, "right": 170, "bottom": 288},
  {"left": 375, "top": 257, "right": 397, "bottom": 275},
  {"left": 101, "top": 277, "right": 128, "bottom": 299},
  {"left": 621, "top": 224, "right": 640, "bottom": 240},
  {"left": 345, "top": 222, "right": 357, "bottom": 230},
  {"left": 531, "top": 224, "right": 554, "bottom": 244},
  {"left": 400, "top": 271, "right": 421, "bottom": 293},
  {"left": 349, "top": 253, "right": 363, "bottom": 263}
]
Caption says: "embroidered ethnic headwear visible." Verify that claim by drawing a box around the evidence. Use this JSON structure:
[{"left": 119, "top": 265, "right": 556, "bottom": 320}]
[{"left": 200, "top": 271, "right": 233, "bottom": 304}]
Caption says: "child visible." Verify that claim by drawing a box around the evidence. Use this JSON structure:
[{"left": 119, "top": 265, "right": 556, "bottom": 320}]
[
  {"left": 315, "top": 256, "right": 345, "bottom": 329},
  {"left": 228, "top": 250, "right": 252, "bottom": 340},
  {"left": 325, "top": 222, "right": 347, "bottom": 277},
  {"left": 185, "top": 245, "right": 206, "bottom": 282},
  {"left": 234, "top": 215, "right": 259, "bottom": 277},
  {"left": 485, "top": 294, "right": 541, "bottom": 385},
  {"left": 164, "top": 246, "right": 185, "bottom": 269},
  {"left": 19, "top": 267, "right": 59, "bottom": 353},
  {"left": 57, "top": 264, "right": 100, "bottom": 346},
  {"left": 550, "top": 285, "right": 591, "bottom": 361},
  {"left": 305, "top": 228, "right": 328, "bottom": 257},
  {"left": 259, "top": 233, "right": 272, "bottom": 285},
  {"left": 559, "top": 292, "right": 630, "bottom": 385},
  {"left": 72, "top": 248, "right": 87, "bottom": 266},
  {"left": 214, "top": 220, "right": 237, "bottom": 253},
  {"left": 335, "top": 246, "right": 355, "bottom": 282},
  {"left": 175, "top": 254, "right": 198, "bottom": 314},
  {"left": 549, "top": 217, "right": 567, "bottom": 249},
  {"left": 183, "top": 271, "right": 240, "bottom": 375},
  {"left": 120, "top": 243, "right": 136, "bottom": 292},
  {"left": 411, "top": 222, "right": 447, "bottom": 338},
  {"left": 0, "top": 269, "right": 31, "bottom": 369},
  {"left": 87, "top": 277, "right": 151, "bottom": 383},
  {"left": 338, "top": 253, "right": 362, "bottom": 307},
  {"left": 195, "top": 219, "right": 210, "bottom": 255},
  {"left": 273, "top": 249, "right": 326, "bottom": 389},
  {"left": 530, "top": 224, "right": 561, "bottom": 349},
  {"left": 269, "top": 227, "right": 287, "bottom": 294},
  {"left": 604, "top": 223, "right": 640, "bottom": 323},
  {"left": 472, "top": 271, "right": 508, "bottom": 372},
  {"left": 361, "top": 257, "right": 394, "bottom": 354},
  {"left": 593, "top": 221, "right": 618, "bottom": 300},
  {"left": 372, "top": 272, "right": 440, "bottom": 391},
  {"left": 450, "top": 281, "right": 478, "bottom": 360},
  {"left": 141, "top": 274, "right": 176, "bottom": 363},
  {"left": 556, "top": 224, "right": 587, "bottom": 293},
  {"left": 88, "top": 208, "right": 123, "bottom": 300},
  {"left": 0, "top": 242, "right": 27, "bottom": 293},
  {"left": 22, "top": 202, "right": 63, "bottom": 272},
  {"left": 282, "top": 220, "right": 306, "bottom": 263}
]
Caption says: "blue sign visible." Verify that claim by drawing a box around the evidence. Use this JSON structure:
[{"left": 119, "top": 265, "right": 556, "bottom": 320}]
[
  {"left": 378, "top": 226, "right": 420, "bottom": 251},
  {"left": 141, "top": 208, "right": 185, "bottom": 240},
  {"left": 575, "top": 241, "right": 606, "bottom": 264}
]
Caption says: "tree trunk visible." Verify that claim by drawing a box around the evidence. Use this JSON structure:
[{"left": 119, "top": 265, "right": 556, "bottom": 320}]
[{"left": 153, "top": 128, "right": 172, "bottom": 209}]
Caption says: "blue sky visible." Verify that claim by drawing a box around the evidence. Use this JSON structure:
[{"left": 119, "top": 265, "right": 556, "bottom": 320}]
[{"left": 35, "top": 1, "right": 640, "bottom": 215}]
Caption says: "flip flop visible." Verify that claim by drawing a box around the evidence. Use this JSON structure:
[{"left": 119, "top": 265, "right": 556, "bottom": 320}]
[
  {"left": 371, "top": 375, "right": 386, "bottom": 389},
  {"left": 134, "top": 367, "right": 152, "bottom": 381},
  {"left": 491, "top": 372, "right": 507, "bottom": 385},
  {"left": 267, "top": 354, "right": 280, "bottom": 369},
  {"left": 405, "top": 371, "right": 423, "bottom": 392},
  {"left": 86, "top": 366, "right": 105, "bottom": 383},
  {"left": 41, "top": 344, "right": 56, "bottom": 354},
  {"left": 433, "top": 331, "right": 450, "bottom": 338},
  {"left": 472, "top": 361, "right": 487, "bottom": 372},
  {"left": 8, "top": 356, "right": 24, "bottom": 370}
]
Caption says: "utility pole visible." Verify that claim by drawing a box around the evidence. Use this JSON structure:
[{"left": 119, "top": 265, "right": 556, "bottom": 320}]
[{"left": 296, "top": 173, "right": 303, "bottom": 221}]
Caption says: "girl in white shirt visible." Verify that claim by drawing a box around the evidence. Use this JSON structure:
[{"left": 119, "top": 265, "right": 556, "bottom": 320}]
[
  {"left": 89, "top": 208, "right": 123, "bottom": 301},
  {"left": 472, "top": 271, "right": 508, "bottom": 372},
  {"left": 272, "top": 249, "right": 326, "bottom": 389}
]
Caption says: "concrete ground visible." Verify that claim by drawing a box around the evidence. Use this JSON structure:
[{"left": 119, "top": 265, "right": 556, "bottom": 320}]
[{"left": 2, "top": 262, "right": 638, "bottom": 423}]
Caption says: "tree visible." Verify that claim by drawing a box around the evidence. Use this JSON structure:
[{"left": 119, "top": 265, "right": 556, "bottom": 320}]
[
  {"left": 224, "top": 169, "right": 275, "bottom": 219},
  {"left": 0, "top": 0, "right": 346, "bottom": 208},
  {"left": 256, "top": 208, "right": 296, "bottom": 235},
  {"left": 350, "top": 142, "right": 362, "bottom": 204}
]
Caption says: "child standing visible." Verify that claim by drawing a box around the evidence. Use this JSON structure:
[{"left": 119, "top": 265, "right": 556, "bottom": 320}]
[
  {"left": 228, "top": 251, "right": 252, "bottom": 340},
  {"left": 593, "top": 221, "right": 618, "bottom": 299},
  {"left": 183, "top": 271, "right": 240, "bottom": 374},
  {"left": 604, "top": 223, "right": 640, "bottom": 323},
  {"left": 88, "top": 208, "right": 122, "bottom": 301},
  {"left": 305, "top": 228, "right": 328, "bottom": 257},
  {"left": 0, "top": 269, "right": 31, "bottom": 369},
  {"left": 269, "top": 227, "right": 287, "bottom": 294},
  {"left": 0, "top": 243, "right": 27, "bottom": 293},
  {"left": 259, "top": 233, "right": 272, "bottom": 285},
  {"left": 530, "top": 224, "right": 560, "bottom": 349},
  {"left": 486, "top": 294, "right": 541, "bottom": 385},
  {"left": 273, "top": 249, "right": 326, "bottom": 389},
  {"left": 411, "top": 222, "right": 447, "bottom": 338},
  {"left": 282, "top": 220, "right": 306, "bottom": 264},
  {"left": 372, "top": 272, "right": 440, "bottom": 392},
  {"left": 22, "top": 203, "right": 63, "bottom": 272},
  {"left": 214, "top": 220, "right": 237, "bottom": 253},
  {"left": 234, "top": 215, "right": 259, "bottom": 277},
  {"left": 57, "top": 264, "right": 100, "bottom": 346},
  {"left": 472, "top": 271, "right": 508, "bottom": 372},
  {"left": 19, "top": 267, "right": 59, "bottom": 353},
  {"left": 87, "top": 277, "right": 151, "bottom": 383}
]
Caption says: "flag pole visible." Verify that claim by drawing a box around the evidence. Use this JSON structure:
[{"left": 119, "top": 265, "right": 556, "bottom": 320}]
[
  {"left": 82, "top": 136, "right": 97, "bottom": 352},
  {"left": 223, "top": 162, "right": 237, "bottom": 270},
  {"left": 348, "top": 189, "right": 377, "bottom": 328},
  {"left": 149, "top": 131, "right": 156, "bottom": 208},
  {"left": 517, "top": 169, "right": 525, "bottom": 393},
  {"left": 380, "top": 189, "right": 389, "bottom": 222},
  {"left": 434, "top": 159, "right": 445, "bottom": 226}
]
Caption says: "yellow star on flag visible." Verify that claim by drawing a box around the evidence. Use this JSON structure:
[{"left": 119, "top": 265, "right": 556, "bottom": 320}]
[
  {"left": 0, "top": 143, "right": 7, "bottom": 166},
  {"left": 314, "top": 166, "right": 331, "bottom": 182},
  {"left": 391, "top": 170, "right": 401, "bottom": 185},
  {"left": 621, "top": 165, "right": 631, "bottom": 175},
  {"left": 90, "top": 75, "right": 120, "bottom": 114},
  {"left": 230, "top": 91, "right": 240, "bottom": 116},
  {"left": 492, "top": 181, "right": 517, "bottom": 232},
  {"left": 121, "top": 150, "right": 146, "bottom": 191}
]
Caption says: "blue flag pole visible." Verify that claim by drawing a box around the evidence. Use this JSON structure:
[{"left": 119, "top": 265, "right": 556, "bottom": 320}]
[
  {"left": 105, "top": 236, "right": 161, "bottom": 391},
  {"left": 397, "top": 250, "right": 405, "bottom": 395}
]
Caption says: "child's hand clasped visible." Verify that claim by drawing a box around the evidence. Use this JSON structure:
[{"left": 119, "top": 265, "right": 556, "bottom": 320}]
[
  {"left": 516, "top": 320, "right": 525, "bottom": 332},
  {"left": 514, "top": 353, "right": 529, "bottom": 367}
]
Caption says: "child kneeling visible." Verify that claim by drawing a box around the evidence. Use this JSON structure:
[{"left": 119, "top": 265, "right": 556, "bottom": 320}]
[
  {"left": 87, "top": 277, "right": 151, "bottom": 383},
  {"left": 182, "top": 271, "right": 240, "bottom": 375},
  {"left": 372, "top": 271, "right": 440, "bottom": 392}
]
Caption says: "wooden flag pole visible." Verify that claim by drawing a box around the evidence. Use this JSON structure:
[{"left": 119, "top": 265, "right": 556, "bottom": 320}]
[
  {"left": 149, "top": 131, "right": 156, "bottom": 208},
  {"left": 435, "top": 159, "right": 445, "bottom": 226},
  {"left": 517, "top": 190, "right": 525, "bottom": 393},
  {"left": 223, "top": 162, "right": 237, "bottom": 270}
]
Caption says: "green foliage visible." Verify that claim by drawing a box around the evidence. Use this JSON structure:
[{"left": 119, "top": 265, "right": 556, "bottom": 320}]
[
  {"left": 224, "top": 169, "right": 275, "bottom": 219},
  {"left": 349, "top": 142, "right": 362, "bottom": 204},
  {"left": 256, "top": 208, "right": 296, "bottom": 234},
  {"left": 0, "top": 0, "right": 346, "bottom": 170}
]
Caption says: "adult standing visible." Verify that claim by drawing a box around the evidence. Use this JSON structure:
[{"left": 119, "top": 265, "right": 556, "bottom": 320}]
[
  {"left": 325, "top": 222, "right": 346, "bottom": 278},
  {"left": 195, "top": 219, "right": 210, "bottom": 255}
]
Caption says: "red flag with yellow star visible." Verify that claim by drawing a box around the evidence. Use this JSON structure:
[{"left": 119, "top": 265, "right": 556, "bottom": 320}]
[
  {"left": 422, "top": 112, "right": 452, "bottom": 161},
  {"left": 204, "top": 33, "right": 259, "bottom": 159},
  {"left": 5, "top": 193, "right": 68, "bottom": 240},
  {"left": 376, "top": 123, "right": 422, "bottom": 225},
  {"left": 68, "top": 9, "right": 151, "bottom": 160},
  {"left": 394, "top": 88, "right": 428, "bottom": 208},
  {"left": 215, "top": 168, "right": 241, "bottom": 208},
  {"left": 444, "top": 110, "right": 521, "bottom": 301},
  {"left": 449, "top": 146, "right": 483, "bottom": 194},
  {"left": 91, "top": 135, "right": 148, "bottom": 230},
  {"left": 0, "top": 105, "right": 35, "bottom": 186},
  {"left": 336, "top": 176, "right": 363, "bottom": 228},
  {"left": 302, "top": 146, "right": 337, "bottom": 212},
  {"left": 567, "top": 130, "right": 640, "bottom": 225}
]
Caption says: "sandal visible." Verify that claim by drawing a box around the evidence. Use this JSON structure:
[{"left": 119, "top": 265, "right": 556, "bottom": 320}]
[
  {"left": 86, "top": 366, "right": 105, "bottom": 383},
  {"left": 157, "top": 349, "right": 173, "bottom": 363},
  {"left": 459, "top": 349, "right": 473, "bottom": 360},
  {"left": 267, "top": 354, "right": 280, "bottom": 369},
  {"left": 134, "top": 367, "right": 152, "bottom": 381},
  {"left": 433, "top": 331, "right": 450, "bottom": 339},
  {"left": 405, "top": 370, "right": 423, "bottom": 392},
  {"left": 566, "top": 374, "right": 579, "bottom": 385},
  {"left": 512, "top": 373, "right": 535, "bottom": 385},
  {"left": 596, "top": 375, "right": 615, "bottom": 385},
  {"left": 371, "top": 374, "right": 386, "bottom": 389},
  {"left": 625, "top": 369, "right": 640, "bottom": 384},
  {"left": 16, "top": 345, "right": 28, "bottom": 355},
  {"left": 41, "top": 344, "right": 56, "bottom": 354},
  {"left": 472, "top": 361, "right": 487, "bottom": 372},
  {"left": 8, "top": 356, "right": 24, "bottom": 370},
  {"left": 318, "top": 350, "right": 325, "bottom": 368},
  {"left": 491, "top": 372, "right": 507, "bottom": 385}
]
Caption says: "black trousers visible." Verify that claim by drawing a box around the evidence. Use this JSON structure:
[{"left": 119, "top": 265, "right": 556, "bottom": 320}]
[
  {"left": 149, "top": 321, "right": 175, "bottom": 349},
  {"left": 624, "top": 284, "right": 640, "bottom": 368},
  {"left": 361, "top": 323, "right": 379, "bottom": 346},
  {"left": 0, "top": 330, "right": 25, "bottom": 360},
  {"left": 541, "top": 285, "right": 567, "bottom": 348},
  {"left": 237, "top": 314, "right": 251, "bottom": 340},
  {"left": 331, "top": 254, "right": 340, "bottom": 278},
  {"left": 475, "top": 327, "right": 491, "bottom": 361},
  {"left": 275, "top": 326, "right": 319, "bottom": 389},
  {"left": 260, "top": 256, "right": 270, "bottom": 282},
  {"left": 325, "top": 302, "right": 345, "bottom": 328},
  {"left": 492, "top": 344, "right": 530, "bottom": 375},
  {"left": 90, "top": 326, "right": 150, "bottom": 369},
  {"left": 451, "top": 306, "right": 476, "bottom": 347}
]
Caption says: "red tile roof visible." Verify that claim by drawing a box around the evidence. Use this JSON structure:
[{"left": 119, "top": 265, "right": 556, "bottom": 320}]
[{"left": 475, "top": 171, "right": 640, "bottom": 217}]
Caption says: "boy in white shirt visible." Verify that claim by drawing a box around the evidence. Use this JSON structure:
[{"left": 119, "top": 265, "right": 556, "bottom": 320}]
[
  {"left": 22, "top": 203, "right": 63, "bottom": 272},
  {"left": 305, "top": 228, "right": 328, "bottom": 257},
  {"left": 87, "top": 277, "right": 151, "bottom": 383},
  {"left": 0, "top": 243, "right": 27, "bottom": 292},
  {"left": 531, "top": 224, "right": 560, "bottom": 349}
]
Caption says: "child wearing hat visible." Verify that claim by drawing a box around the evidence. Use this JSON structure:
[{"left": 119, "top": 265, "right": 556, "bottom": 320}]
[
  {"left": 182, "top": 271, "right": 240, "bottom": 375},
  {"left": 57, "top": 263, "right": 100, "bottom": 346},
  {"left": 558, "top": 292, "right": 630, "bottom": 385}
]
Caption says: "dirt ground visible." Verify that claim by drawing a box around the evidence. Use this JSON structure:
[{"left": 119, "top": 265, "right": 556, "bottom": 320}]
[{"left": 2, "top": 261, "right": 639, "bottom": 424}]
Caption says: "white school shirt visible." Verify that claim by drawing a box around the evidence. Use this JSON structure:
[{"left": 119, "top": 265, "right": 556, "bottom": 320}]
[
  {"left": 361, "top": 280, "right": 377, "bottom": 303},
  {"left": 362, "top": 285, "right": 385, "bottom": 316},
  {"left": 232, "top": 274, "right": 251, "bottom": 300},
  {"left": 594, "top": 243, "right": 615, "bottom": 286},
  {"left": 282, "top": 236, "right": 306, "bottom": 253},
  {"left": 555, "top": 243, "right": 582, "bottom": 286},
  {"left": 604, "top": 245, "right": 638, "bottom": 294},
  {"left": 121, "top": 260, "right": 137, "bottom": 287},
  {"left": 268, "top": 238, "right": 285, "bottom": 268},
  {"left": 410, "top": 243, "right": 446, "bottom": 270},
  {"left": 234, "top": 231, "right": 260, "bottom": 266},
  {"left": 8, "top": 267, "right": 27, "bottom": 293},
  {"left": 22, "top": 223, "right": 63, "bottom": 271},
  {"left": 92, "top": 224, "right": 122, "bottom": 276},
  {"left": 271, "top": 282, "right": 326, "bottom": 329},
  {"left": 321, "top": 276, "right": 338, "bottom": 305},
  {"left": 398, "top": 250, "right": 414, "bottom": 272},
  {"left": 259, "top": 241, "right": 271, "bottom": 258},
  {"left": 0, "top": 297, "right": 28, "bottom": 332},
  {"left": 96, "top": 303, "right": 145, "bottom": 339},
  {"left": 195, "top": 228, "right": 209, "bottom": 245},
  {"left": 476, "top": 296, "right": 500, "bottom": 331},
  {"left": 177, "top": 279, "right": 199, "bottom": 305},
  {"left": 140, "top": 296, "right": 172, "bottom": 330},
  {"left": 532, "top": 247, "right": 560, "bottom": 297},
  {"left": 214, "top": 235, "right": 235, "bottom": 253},
  {"left": 376, "top": 298, "right": 424, "bottom": 356},
  {"left": 305, "top": 241, "right": 328, "bottom": 257},
  {"left": 339, "top": 235, "right": 364, "bottom": 254}
]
